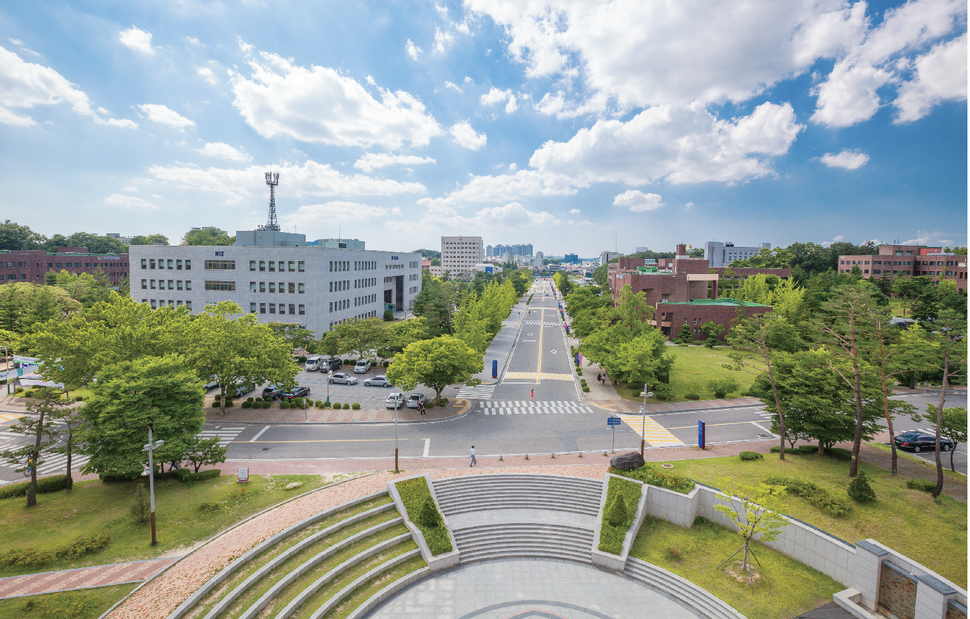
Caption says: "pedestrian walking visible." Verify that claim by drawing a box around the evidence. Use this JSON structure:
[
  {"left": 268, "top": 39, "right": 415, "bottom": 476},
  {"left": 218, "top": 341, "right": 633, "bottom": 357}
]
[
  {"left": 596, "top": 373, "right": 602, "bottom": 385},
  {"left": 530, "top": 388, "right": 534, "bottom": 401},
  {"left": 418, "top": 401, "right": 425, "bottom": 416},
  {"left": 469, "top": 446, "right": 477, "bottom": 467}
]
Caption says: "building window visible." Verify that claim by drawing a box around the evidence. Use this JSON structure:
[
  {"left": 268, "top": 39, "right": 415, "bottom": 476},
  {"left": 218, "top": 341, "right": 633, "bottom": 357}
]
[
  {"left": 279, "top": 303, "right": 285, "bottom": 314},
  {"left": 186, "top": 301, "right": 192, "bottom": 311},
  {"left": 205, "top": 281, "right": 236, "bottom": 291},
  {"left": 298, "top": 283, "right": 305, "bottom": 294},
  {"left": 250, "top": 260, "right": 257, "bottom": 271},
  {"left": 288, "top": 261, "right": 295, "bottom": 272},
  {"left": 259, "top": 260, "right": 266, "bottom": 272},
  {"left": 250, "top": 282, "right": 257, "bottom": 292},
  {"left": 250, "top": 303, "right": 257, "bottom": 313},
  {"left": 204, "top": 260, "right": 236, "bottom": 270},
  {"left": 269, "top": 304, "right": 275, "bottom": 314},
  {"left": 150, "top": 280, "right": 156, "bottom": 289},
  {"left": 269, "top": 261, "right": 275, "bottom": 272},
  {"left": 186, "top": 281, "right": 192, "bottom": 291},
  {"left": 329, "top": 302, "right": 333, "bottom": 312},
  {"left": 288, "top": 282, "right": 295, "bottom": 293},
  {"left": 166, "top": 259, "right": 173, "bottom": 269},
  {"left": 260, "top": 281, "right": 266, "bottom": 293},
  {"left": 141, "top": 259, "right": 147, "bottom": 269},
  {"left": 298, "top": 261, "right": 305, "bottom": 272},
  {"left": 177, "top": 280, "right": 183, "bottom": 291},
  {"left": 269, "top": 282, "right": 276, "bottom": 293},
  {"left": 260, "top": 303, "right": 266, "bottom": 314},
  {"left": 141, "top": 279, "right": 147, "bottom": 289},
  {"left": 150, "top": 259, "right": 156, "bottom": 269},
  {"left": 299, "top": 304, "right": 305, "bottom": 315},
  {"left": 177, "top": 259, "right": 182, "bottom": 270},
  {"left": 168, "top": 280, "right": 174, "bottom": 290},
  {"left": 151, "top": 300, "right": 157, "bottom": 309},
  {"left": 289, "top": 304, "right": 295, "bottom": 314},
  {"left": 185, "top": 259, "right": 191, "bottom": 270},
  {"left": 278, "top": 281, "right": 284, "bottom": 294},
  {"left": 278, "top": 261, "right": 285, "bottom": 271}
]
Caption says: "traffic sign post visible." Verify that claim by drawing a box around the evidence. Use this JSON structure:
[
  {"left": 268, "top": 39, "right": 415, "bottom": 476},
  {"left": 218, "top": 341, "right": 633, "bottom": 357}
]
[{"left": 607, "top": 416, "right": 621, "bottom": 453}]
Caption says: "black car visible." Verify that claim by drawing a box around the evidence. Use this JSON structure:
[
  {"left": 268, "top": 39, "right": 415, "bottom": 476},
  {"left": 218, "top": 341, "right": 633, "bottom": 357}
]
[
  {"left": 280, "top": 386, "right": 311, "bottom": 400},
  {"left": 262, "top": 385, "right": 283, "bottom": 399},
  {"left": 894, "top": 431, "right": 953, "bottom": 453}
]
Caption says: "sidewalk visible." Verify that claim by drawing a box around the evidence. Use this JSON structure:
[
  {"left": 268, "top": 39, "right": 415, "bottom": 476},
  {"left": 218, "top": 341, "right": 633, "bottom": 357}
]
[{"left": 472, "top": 291, "right": 532, "bottom": 385}]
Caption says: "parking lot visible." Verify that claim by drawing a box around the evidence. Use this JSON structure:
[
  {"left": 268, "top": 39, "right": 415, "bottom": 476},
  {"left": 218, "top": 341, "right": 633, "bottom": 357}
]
[{"left": 256, "top": 365, "right": 442, "bottom": 410}]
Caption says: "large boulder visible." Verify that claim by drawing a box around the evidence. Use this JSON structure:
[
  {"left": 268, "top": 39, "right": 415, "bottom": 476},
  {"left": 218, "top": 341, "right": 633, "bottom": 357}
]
[{"left": 610, "top": 451, "right": 645, "bottom": 471}]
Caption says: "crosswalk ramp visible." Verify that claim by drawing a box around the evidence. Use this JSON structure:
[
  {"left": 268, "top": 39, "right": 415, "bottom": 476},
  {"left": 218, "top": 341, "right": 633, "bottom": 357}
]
[
  {"left": 456, "top": 384, "right": 496, "bottom": 400},
  {"left": 480, "top": 400, "right": 595, "bottom": 415},
  {"left": 614, "top": 413, "right": 685, "bottom": 447},
  {"left": 198, "top": 426, "right": 246, "bottom": 446},
  {"left": 504, "top": 372, "right": 572, "bottom": 381}
]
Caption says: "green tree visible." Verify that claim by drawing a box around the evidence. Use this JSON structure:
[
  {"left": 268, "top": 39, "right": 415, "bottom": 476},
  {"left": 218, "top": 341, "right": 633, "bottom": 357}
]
[
  {"left": 916, "top": 405, "right": 967, "bottom": 473},
  {"left": 182, "top": 302, "right": 299, "bottom": 412},
  {"left": 924, "top": 310, "right": 967, "bottom": 497},
  {"left": 49, "top": 270, "right": 114, "bottom": 307},
  {"left": 80, "top": 355, "right": 205, "bottom": 477},
  {"left": 412, "top": 272, "right": 458, "bottom": 337},
  {"left": 330, "top": 317, "right": 390, "bottom": 360},
  {"left": 385, "top": 335, "right": 484, "bottom": 405},
  {"left": 0, "top": 283, "right": 81, "bottom": 334},
  {"left": 714, "top": 481, "right": 788, "bottom": 590},
  {"left": 892, "top": 276, "right": 937, "bottom": 319},
  {"left": 616, "top": 328, "right": 672, "bottom": 388},
  {"left": 707, "top": 377, "right": 741, "bottom": 398},
  {"left": 615, "top": 284, "right": 653, "bottom": 332},
  {"left": 675, "top": 323, "right": 693, "bottom": 344},
  {"left": 47, "top": 399, "right": 85, "bottom": 491},
  {"left": 0, "top": 388, "right": 61, "bottom": 506},
  {"left": 0, "top": 220, "right": 45, "bottom": 251},
  {"left": 701, "top": 320, "right": 725, "bottom": 347},
  {"left": 46, "top": 232, "right": 128, "bottom": 254},
  {"left": 553, "top": 271, "right": 573, "bottom": 296},
  {"left": 182, "top": 227, "right": 233, "bottom": 246},
  {"left": 267, "top": 322, "right": 315, "bottom": 352},
  {"left": 182, "top": 435, "right": 228, "bottom": 473},
  {"left": 128, "top": 234, "right": 170, "bottom": 245}
]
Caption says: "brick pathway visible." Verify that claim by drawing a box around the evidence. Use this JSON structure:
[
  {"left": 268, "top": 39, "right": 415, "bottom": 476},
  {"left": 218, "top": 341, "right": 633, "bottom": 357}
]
[{"left": 0, "top": 557, "right": 177, "bottom": 599}]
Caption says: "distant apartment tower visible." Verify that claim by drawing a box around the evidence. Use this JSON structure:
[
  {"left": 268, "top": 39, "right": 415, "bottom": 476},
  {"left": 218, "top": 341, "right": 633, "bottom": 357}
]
[
  {"left": 705, "top": 242, "right": 771, "bottom": 268},
  {"left": 635, "top": 246, "right": 650, "bottom": 253},
  {"left": 533, "top": 251, "right": 544, "bottom": 268},
  {"left": 486, "top": 243, "right": 533, "bottom": 258},
  {"left": 441, "top": 236, "right": 484, "bottom": 274},
  {"left": 600, "top": 251, "right": 621, "bottom": 267},
  {"left": 563, "top": 253, "right": 580, "bottom": 264}
]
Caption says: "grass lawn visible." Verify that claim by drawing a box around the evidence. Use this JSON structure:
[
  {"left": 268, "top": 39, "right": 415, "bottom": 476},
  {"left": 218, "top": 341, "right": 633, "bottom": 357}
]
[
  {"left": 0, "top": 473, "right": 345, "bottom": 577},
  {"left": 631, "top": 517, "right": 841, "bottom": 619},
  {"left": 0, "top": 583, "right": 137, "bottom": 619},
  {"left": 657, "top": 453, "right": 967, "bottom": 588},
  {"left": 613, "top": 345, "right": 757, "bottom": 403}
]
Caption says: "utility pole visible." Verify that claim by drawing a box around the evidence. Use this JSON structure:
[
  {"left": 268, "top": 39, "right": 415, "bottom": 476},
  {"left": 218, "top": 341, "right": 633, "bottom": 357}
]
[
  {"left": 639, "top": 385, "right": 653, "bottom": 457},
  {"left": 142, "top": 427, "right": 165, "bottom": 546}
]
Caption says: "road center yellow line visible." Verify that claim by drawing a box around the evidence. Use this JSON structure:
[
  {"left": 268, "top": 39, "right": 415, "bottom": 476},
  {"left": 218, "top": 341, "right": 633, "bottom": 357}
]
[{"left": 536, "top": 307, "right": 543, "bottom": 384}]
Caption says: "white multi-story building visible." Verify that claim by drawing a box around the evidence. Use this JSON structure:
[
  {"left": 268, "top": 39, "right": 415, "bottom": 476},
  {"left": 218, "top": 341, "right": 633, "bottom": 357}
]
[
  {"left": 704, "top": 242, "right": 771, "bottom": 268},
  {"left": 128, "top": 240, "right": 422, "bottom": 339},
  {"left": 440, "top": 235, "right": 483, "bottom": 275},
  {"left": 599, "top": 251, "right": 621, "bottom": 267}
]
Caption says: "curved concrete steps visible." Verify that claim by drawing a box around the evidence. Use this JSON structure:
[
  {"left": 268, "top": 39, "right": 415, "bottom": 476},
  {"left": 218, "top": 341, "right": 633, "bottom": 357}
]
[
  {"left": 453, "top": 523, "right": 593, "bottom": 564},
  {"left": 625, "top": 558, "right": 747, "bottom": 619},
  {"left": 433, "top": 474, "right": 602, "bottom": 517}
]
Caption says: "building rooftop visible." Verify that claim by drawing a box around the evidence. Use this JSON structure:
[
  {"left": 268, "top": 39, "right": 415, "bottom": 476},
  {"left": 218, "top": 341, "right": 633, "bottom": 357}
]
[{"left": 663, "top": 299, "right": 771, "bottom": 307}]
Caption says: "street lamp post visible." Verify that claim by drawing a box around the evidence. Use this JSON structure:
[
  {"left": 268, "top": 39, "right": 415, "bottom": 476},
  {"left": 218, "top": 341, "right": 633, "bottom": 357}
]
[
  {"left": 394, "top": 395, "right": 400, "bottom": 473},
  {"left": 326, "top": 370, "right": 331, "bottom": 407},
  {"left": 142, "top": 427, "right": 165, "bottom": 546},
  {"left": 638, "top": 384, "right": 653, "bottom": 458}
]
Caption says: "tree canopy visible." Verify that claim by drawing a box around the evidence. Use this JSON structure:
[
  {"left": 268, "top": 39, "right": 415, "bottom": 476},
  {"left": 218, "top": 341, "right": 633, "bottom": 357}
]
[
  {"left": 385, "top": 335, "right": 483, "bottom": 404},
  {"left": 182, "top": 227, "right": 234, "bottom": 246}
]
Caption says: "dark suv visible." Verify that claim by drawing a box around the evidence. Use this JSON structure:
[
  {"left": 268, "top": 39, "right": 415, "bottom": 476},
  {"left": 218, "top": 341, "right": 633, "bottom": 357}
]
[
  {"left": 280, "top": 386, "right": 311, "bottom": 400},
  {"left": 262, "top": 385, "right": 283, "bottom": 400},
  {"left": 894, "top": 431, "right": 953, "bottom": 453}
]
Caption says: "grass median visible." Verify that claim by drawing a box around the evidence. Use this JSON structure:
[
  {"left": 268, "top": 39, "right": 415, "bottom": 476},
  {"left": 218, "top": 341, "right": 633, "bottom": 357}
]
[{"left": 613, "top": 345, "right": 756, "bottom": 403}]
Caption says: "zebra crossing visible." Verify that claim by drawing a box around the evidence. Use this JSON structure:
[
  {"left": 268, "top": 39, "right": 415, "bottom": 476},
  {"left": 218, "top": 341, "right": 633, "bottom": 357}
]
[
  {"left": 613, "top": 413, "right": 685, "bottom": 447},
  {"left": 504, "top": 372, "right": 572, "bottom": 381},
  {"left": 198, "top": 426, "right": 246, "bottom": 446},
  {"left": 456, "top": 384, "right": 496, "bottom": 400},
  {"left": 480, "top": 400, "right": 595, "bottom": 415},
  {"left": 523, "top": 320, "right": 562, "bottom": 326}
]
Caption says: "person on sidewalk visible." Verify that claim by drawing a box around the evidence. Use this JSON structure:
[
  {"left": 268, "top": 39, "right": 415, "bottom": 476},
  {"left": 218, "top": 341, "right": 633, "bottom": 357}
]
[
  {"left": 469, "top": 446, "right": 477, "bottom": 467},
  {"left": 418, "top": 401, "right": 425, "bottom": 416},
  {"left": 596, "top": 373, "right": 602, "bottom": 385}
]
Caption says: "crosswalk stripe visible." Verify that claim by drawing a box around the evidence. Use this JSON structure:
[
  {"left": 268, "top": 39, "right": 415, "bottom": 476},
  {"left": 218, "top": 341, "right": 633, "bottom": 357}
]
[
  {"left": 456, "top": 384, "right": 496, "bottom": 400},
  {"left": 504, "top": 372, "right": 573, "bottom": 381},
  {"left": 615, "top": 413, "right": 685, "bottom": 447},
  {"left": 478, "top": 401, "right": 595, "bottom": 415}
]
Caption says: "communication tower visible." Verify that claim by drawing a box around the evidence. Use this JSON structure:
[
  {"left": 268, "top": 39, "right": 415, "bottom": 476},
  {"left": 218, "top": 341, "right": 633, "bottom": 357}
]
[{"left": 259, "top": 172, "right": 281, "bottom": 231}]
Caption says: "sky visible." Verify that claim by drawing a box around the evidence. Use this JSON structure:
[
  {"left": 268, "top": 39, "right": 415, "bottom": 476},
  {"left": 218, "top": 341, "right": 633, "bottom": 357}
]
[{"left": 0, "top": 1, "right": 966, "bottom": 257}]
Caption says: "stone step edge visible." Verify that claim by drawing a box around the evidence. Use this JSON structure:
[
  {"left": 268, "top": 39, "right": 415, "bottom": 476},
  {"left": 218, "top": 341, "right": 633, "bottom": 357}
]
[
  {"left": 270, "top": 535, "right": 414, "bottom": 619},
  {"left": 201, "top": 506, "right": 398, "bottom": 619},
  {"left": 441, "top": 502, "right": 599, "bottom": 514},
  {"left": 625, "top": 565, "right": 728, "bottom": 619},
  {"left": 166, "top": 489, "right": 390, "bottom": 619},
  {"left": 625, "top": 559, "right": 747, "bottom": 619},
  {"left": 459, "top": 550, "right": 593, "bottom": 563},
  {"left": 343, "top": 566, "right": 433, "bottom": 619},
  {"left": 305, "top": 548, "right": 423, "bottom": 619},
  {"left": 437, "top": 490, "right": 601, "bottom": 501},
  {"left": 236, "top": 528, "right": 409, "bottom": 619},
  {"left": 434, "top": 476, "right": 602, "bottom": 489}
]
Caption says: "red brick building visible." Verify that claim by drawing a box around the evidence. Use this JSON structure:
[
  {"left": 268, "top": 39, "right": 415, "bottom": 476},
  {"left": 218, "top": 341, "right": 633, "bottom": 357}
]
[
  {"left": 656, "top": 299, "right": 772, "bottom": 340},
  {"left": 0, "top": 248, "right": 130, "bottom": 286},
  {"left": 837, "top": 245, "right": 967, "bottom": 293}
]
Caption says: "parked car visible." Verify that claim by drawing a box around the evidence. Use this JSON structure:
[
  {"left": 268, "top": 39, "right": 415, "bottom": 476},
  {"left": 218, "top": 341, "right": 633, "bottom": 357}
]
[
  {"left": 325, "top": 357, "right": 343, "bottom": 372},
  {"left": 262, "top": 385, "right": 283, "bottom": 399},
  {"left": 385, "top": 392, "right": 405, "bottom": 409},
  {"left": 894, "top": 431, "right": 953, "bottom": 453},
  {"left": 202, "top": 377, "right": 220, "bottom": 391},
  {"left": 407, "top": 393, "right": 427, "bottom": 409},
  {"left": 304, "top": 356, "right": 324, "bottom": 372},
  {"left": 280, "top": 386, "right": 311, "bottom": 400},
  {"left": 232, "top": 383, "right": 256, "bottom": 398},
  {"left": 364, "top": 375, "right": 393, "bottom": 387},
  {"left": 329, "top": 373, "right": 358, "bottom": 385},
  {"left": 354, "top": 359, "right": 372, "bottom": 374}
]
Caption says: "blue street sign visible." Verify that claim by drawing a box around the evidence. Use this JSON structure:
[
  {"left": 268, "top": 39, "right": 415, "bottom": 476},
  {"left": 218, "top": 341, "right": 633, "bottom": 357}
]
[{"left": 607, "top": 417, "right": 621, "bottom": 427}]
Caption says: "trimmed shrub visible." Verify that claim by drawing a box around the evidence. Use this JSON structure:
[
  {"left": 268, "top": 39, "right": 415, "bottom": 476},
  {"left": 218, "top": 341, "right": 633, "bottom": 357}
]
[
  {"left": 848, "top": 471, "right": 876, "bottom": 503},
  {"left": 315, "top": 400, "right": 323, "bottom": 407},
  {"left": 351, "top": 403, "right": 361, "bottom": 410},
  {"left": 342, "top": 403, "right": 350, "bottom": 410},
  {"left": 439, "top": 398, "right": 448, "bottom": 405},
  {"left": 298, "top": 356, "right": 308, "bottom": 363},
  {"left": 176, "top": 469, "right": 220, "bottom": 482},
  {"left": 577, "top": 369, "right": 583, "bottom": 376},
  {"left": 653, "top": 383, "right": 675, "bottom": 401},
  {"left": 130, "top": 485, "right": 150, "bottom": 523},
  {"left": 706, "top": 377, "right": 741, "bottom": 399},
  {"left": 606, "top": 494, "right": 628, "bottom": 526},
  {"left": 739, "top": 451, "right": 763, "bottom": 461},
  {"left": 212, "top": 401, "right": 221, "bottom": 408},
  {"left": 246, "top": 396, "right": 254, "bottom": 402},
  {"left": 223, "top": 399, "right": 233, "bottom": 408},
  {"left": 906, "top": 479, "right": 936, "bottom": 493},
  {"left": 0, "top": 534, "right": 110, "bottom": 567},
  {"left": 24, "top": 390, "right": 35, "bottom": 398},
  {"left": 241, "top": 401, "right": 252, "bottom": 408},
  {"left": 583, "top": 386, "right": 590, "bottom": 392},
  {"left": 0, "top": 475, "right": 70, "bottom": 500},
  {"left": 213, "top": 393, "right": 222, "bottom": 400},
  {"left": 612, "top": 464, "right": 694, "bottom": 494},
  {"left": 331, "top": 402, "right": 341, "bottom": 409},
  {"left": 765, "top": 475, "right": 852, "bottom": 517},
  {"left": 426, "top": 402, "right": 435, "bottom": 409},
  {"left": 417, "top": 497, "right": 444, "bottom": 528},
  {"left": 280, "top": 401, "right": 290, "bottom": 409},
  {"left": 74, "top": 395, "right": 85, "bottom": 402},
  {"left": 684, "top": 393, "right": 700, "bottom": 400}
]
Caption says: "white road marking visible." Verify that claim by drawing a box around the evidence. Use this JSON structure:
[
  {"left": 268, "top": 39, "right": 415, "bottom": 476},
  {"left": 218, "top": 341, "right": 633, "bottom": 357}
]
[
  {"left": 250, "top": 426, "right": 270, "bottom": 442},
  {"left": 751, "top": 422, "right": 778, "bottom": 437},
  {"left": 423, "top": 438, "right": 431, "bottom": 457}
]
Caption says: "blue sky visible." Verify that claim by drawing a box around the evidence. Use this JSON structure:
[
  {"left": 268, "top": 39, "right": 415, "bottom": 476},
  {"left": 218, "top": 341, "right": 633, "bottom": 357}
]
[{"left": 0, "top": 0, "right": 966, "bottom": 257}]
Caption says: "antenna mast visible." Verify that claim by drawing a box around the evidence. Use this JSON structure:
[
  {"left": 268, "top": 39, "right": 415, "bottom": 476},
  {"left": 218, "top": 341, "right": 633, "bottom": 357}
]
[{"left": 259, "top": 172, "right": 281, "bottom": 232}]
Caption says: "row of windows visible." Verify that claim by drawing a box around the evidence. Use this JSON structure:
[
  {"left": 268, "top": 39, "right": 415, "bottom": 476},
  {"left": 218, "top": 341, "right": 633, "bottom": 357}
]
[
  {"left": 409, "top": 261, "right": 420, "bottom": 269},
  {"left": 355, "top": 277, "right": 377, "bottom": 289},
  {"left": 250, "top": 303, "right": 305, "bottom": 315},
  {"left": 4, "top": 274, "right": 26, "bottom": 280},
  {"left": 251, "top": 260, "right": 305, "bottom": 272},
  {"left": 355, "top": 260, "right": 377, "bottom": 271},
  {"left": 3, "top": 262, "right": 26, "bottom": 267},
  {"left": 329, "top": 311, "right": 377, "bottom": 330},
  {"left": 354, "top": 294, "right": 377, "bottom": 307},
  {"left": 143, "top": 299, "right": 192, "bottom": 310},
  {"left": 142, "top": 279, "right": 192, "bottom": 291},
  {"left": 330, "top": 299, "right": 350, "bottom": 312},
  {"left": 250, "top": 281, "right": 305, "bottom": 294},
  {"left": 409, "top": 273, "right": 419, "bottom": 281},
  {"left": 205, "top": 260, "right": 236, "bottom": 270},
  {"left": 330, "top": 260, "right": 350, "bottom": 272},
  {"left": 142, "top": 258, "right": 191, "bottom": 270},
  {"left": 205, "top": 281, "right": 236, "bottom": 291},
  {"left": 330, "top": 280, "right": 349, "bottom": 293},
  {"left": 40, "top": 261, "right": 129, "bottom": 268},
  {"left": 409, "top": 286, "right": 419, "bottom": 294},
  {"left": 385, "top": 263, "right": 404, "bottom": 270}
]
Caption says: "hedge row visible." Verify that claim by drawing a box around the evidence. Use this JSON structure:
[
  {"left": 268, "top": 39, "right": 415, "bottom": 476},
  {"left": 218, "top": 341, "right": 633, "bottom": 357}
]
[
  {"left": 769, "top": 445, "right": 852, "bottom": 461},
  {"left": 100, "top": 469, "right": 221, "bottom": 484},
  {"left": 597, "top": 476, "right": 642, "bottom": 555},
  {"left": 0, "top": 534, "right": 109, "bottom": 567},
  {"left": 764, "top": 475, "right": 851, "bottom": 517},
  {"left": 611, "top": 464, "right": 695, "bottom": 494},
  {"left": 395, "top": 477, "right": 452, "bottom": 555},
  {"left": 0, "top": 475, "right": 70, "bottom": 500}
]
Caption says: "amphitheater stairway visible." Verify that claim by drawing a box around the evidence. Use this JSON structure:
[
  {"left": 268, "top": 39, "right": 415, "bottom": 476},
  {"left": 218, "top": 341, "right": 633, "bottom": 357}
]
[
  {"left": 169, "top": 491, "right": 427, "bottom": 619},
  {"left": 432, "top": 474, "right": 603, "bottom": 564}
]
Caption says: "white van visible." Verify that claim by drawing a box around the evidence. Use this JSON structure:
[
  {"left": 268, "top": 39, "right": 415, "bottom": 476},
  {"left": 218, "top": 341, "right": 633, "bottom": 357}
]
[
  {"left": 305, "top": 356, "right": 324, "bottom": 372},
  {"left": 354, "top": 359, "right": 372, "bottom": 374}
]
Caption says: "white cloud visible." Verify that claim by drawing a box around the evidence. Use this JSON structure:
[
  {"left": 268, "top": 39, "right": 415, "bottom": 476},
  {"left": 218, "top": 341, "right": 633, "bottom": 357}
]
[
  {"left": 184, "top": 36, "right": 203, "bottom": 47},
  {"left": 508, "top": 163, "right": 517, "bottom": 171},
  {"left": 613, "top": 190, "right": 664, "bottom": 212},
  {"left": 121, "top": 186, "right": 137, "bottom": 192},
  {"left": 534, "top": 91, "right": 609, "bottom": 119},
  {"left": 8, "top": 38, "right": 40, "bottom": 57},
  {"left": 406, "top": 39, "right": 421, "bottom": 60},
  {"left": 901, "top": 230, "right": 954, "bottom": 246},
  {"left": 443, "top": 81, "right": 462, "bottom": 92},
  {"left": 529, "top": 102, "right": 804, "bottom": 186},
  {"left": 480, "top": 87, "right": 518, "bottom": 113},
  {"left": 353, "top": 153, "right": 436, "bottom": 172},
  {"left": 404, "top": 201, "right": 561, "bottom": 235},
  {"left": 237, "top": 36, "right": 254, "bottom": 54},
  {"left": 280, "top": 201, "right": 390, "bottom": 226},
  {"left": 684, "top": 201, "right": 695, "bottom": 210},
  {"left": 105, "top": 193, "right": 157, "bottom": 210},
  {"left": 0, "top": 46, "right": 136, "bottom": 128},
  {"left": 197, "top": 142, "right": 252, "bottom": 162},
  {"left": 569, "top": 208, "right": 581, "bottom": 215},
  {"left": 229, "top": 50, "right": 442, "bottom": 149},
  {"left": 137, "top": 104, "right": 196, "bottom": 131},
  {"left": 426, "top": 169, "right": 578, "bottom": 205},
  {"left": 449, "top": 120, "right": 487, "bottom": 150},
  {"left": 464, "top": 76, "right": 474, "bottom": 84},
  {"left": 820, "top": 149, "right": 870, "bottom": 170},
  {"left": 894, "top": 33, "right": 967, "bottom": 123},
  {"left": 433, "top": 27, "right": 455, "bottom": 54},
  {"left": 119, "top": 26, "right": 155, "bottom": 56},
  {"left": 148, "top": 160, "right": 426, "bottom": 204},
  {"left": 196, "top": 67, "right": 218, "bottom": 85}
]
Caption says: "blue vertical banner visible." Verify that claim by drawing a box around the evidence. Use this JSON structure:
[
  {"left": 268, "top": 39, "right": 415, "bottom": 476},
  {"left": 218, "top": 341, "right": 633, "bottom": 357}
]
[
  {"left": 492, "top": 359, "right": 498, "bottom": 379},
  {"left": 698, "top": 420, "right": 706, "bottom": 450}
]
